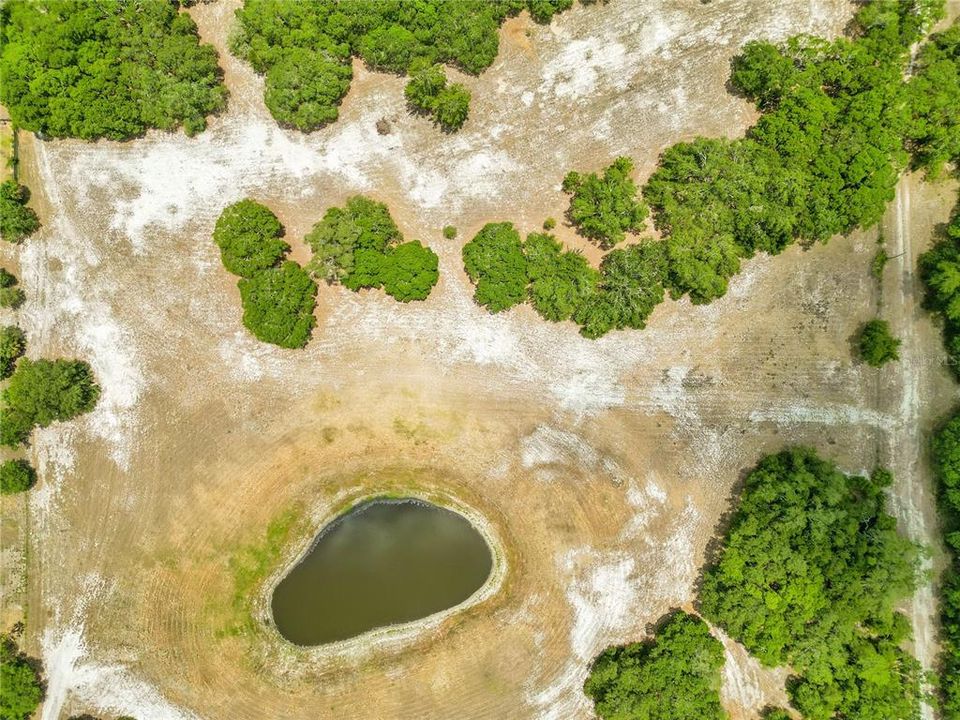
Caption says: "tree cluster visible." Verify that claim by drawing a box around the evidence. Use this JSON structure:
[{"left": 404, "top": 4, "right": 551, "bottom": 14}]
[
  {"left": 0, "top": 635, "right": 42, "bottom": 720},
  {"left": 306, "top": 196, "right": 439, "bottom": 302},
  {"left": 212, "top": 200, "right": 316, "bottom": 349},
  {"left": 230, "top": 0, "right": 576, "bottom": 132},
  {"left": 405, "top": 64, "right": 471, "bottom": 131},
  {"left": 699, "top": 448, "right": 922, "bottom": 720},
  {"left": 584, "top": 610, "right": 727, "bottom": 720},
  {"left": 931, "top": 413, "right": 960, "bottom": 717},
  {"left": 0, "top": 181, "right": 40, "bottom": 244},
  {"left": 0, "top": 269, "right": 26, "bottom": 310},
  {"left": 0, "top": 0, "right": 227, "bottom": 140},
  {"left": 0, "top": 358, "right": 101, "bottom": 448},
  {"left": 0, "top": 325, "right": 26, "bottom": 379},
  {"left": 562, "top": 156, "right": 647, "bottom": 248},
  {"left": 920, "top": 193, "right": 960, "bottom": 376},
  {"left": 858, "top": 318, "right": 901, "bottom": 367},
  {"left": 907, "top": 21, "right": 960, "bottom": 176}
]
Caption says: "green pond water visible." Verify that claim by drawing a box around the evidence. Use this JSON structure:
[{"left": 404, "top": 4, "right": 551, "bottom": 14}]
[{"left": 271, "top": 498, "right": 493, "bottom": 646}]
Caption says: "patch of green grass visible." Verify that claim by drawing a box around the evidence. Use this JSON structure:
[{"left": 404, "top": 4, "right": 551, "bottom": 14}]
[{"left": 223, "top": 507, "right": 300, "bottom": 637}]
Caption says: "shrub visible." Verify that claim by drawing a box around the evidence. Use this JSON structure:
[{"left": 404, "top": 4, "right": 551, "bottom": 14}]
[
  {"left": 0, "top": 181, "right": 39, "bottom": 244},
  {"left": 543, "top": 217, "right": 556, "bottom": 230},
  {"left": 442, "top": 225, "right": 458, "bottom": 239},
  {"left": 872, "top": 247, "right": 889, "bottom": 279},
  {"left": 432, "top": 84, "right": 471, "bottom": 131},
  {"left": 0, "top": 635, "right": 43, "bottom": 720},
  {"left": 0, "top": 269, "right": 25, "bottom": 310},
  {"left": 212, "top": 200, "right": 288, "bottom": 279},
  {"left": 700, "top": 448, "right": 922, "bottom": 719},
  {"left": 0, "top": 326, "right": 26, "bottom": 379},
  {"left": 0, "top": 458, "right": 35, "bottom": 494},
  {"left": 563, "top": 157, "right": 647, "bottom": 248},
  {"left": 307, "top": 196, "right": 403, "bottom": 282},
  {"left": 0, "top": 0, "right": 227, "bottom": 139},
  {"left": 405, "top": 65, "right": 447, "bottom": 114},
  {"left": 524, "top": 232, "right": 597, "bottom": 322},
  {"left": 0, "top": 358, "right": 101, "bottom": 447},
  {"left": 379, "top": 240, "right": 439, "bottom": 302},
  {"left": 584, "top": 611, "right": 726, "bottom": 720},
  {"left": 231, "top": 1, "right": 578, "bottom": 132},
  {"left": 858, "top": 318, "right": 901, "bottom": 367},
  {"left": 237, "top": 261, "right": 317, "bottom": 349},
  {"left": 462, "top": 222, "right": 528, "bottom": 312}
]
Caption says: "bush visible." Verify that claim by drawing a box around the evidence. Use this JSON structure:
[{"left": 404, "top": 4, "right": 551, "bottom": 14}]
[
  {"left": 462, "top": 222, "right": 528, "bottom": 312},
  {"left": 379, "top": 240, "right": 439, "bottom": 302},
  {"left": 524, "top": 232, "right": 597, "bottom": 322},
  {"left": 543, "top": 217, "right": 556, "bottom": 230},
  {"left": 0, "top": 0, "right": 227, "bottom": 139},
  {"left": 0, "top": 635, "right": 43, "bottom": 720},
  {"left": 307, "top": 196, "right": 403, "bottom": 282},
  {"left": 700, "top": 448, "right": 922, "bottom": 720},
  {"left": 237, "top": 261, "right": 317, "bottom": 349},
  {"left": 405, "top": 65, "right": 448, "bottom": 114},
  {"left": 231, "top": 0, "right": 578, "bottom": 132},
  {"left": 0, "top": 326, "right": 26, "bottom": 379},
  {"left": 0, "top": 458, "right": 36, "bottom": 494},
  {"left": 563, "top": 157, "right": 647, "bottom": 248},
  {"left": 404, "top": 65, "right": 470, "bottom": 131},
  {"left": 858, "top": 318, "right": 901, "bottom": 367},
  {"left": 0, "top": 358, "right": 101, "bottom": 447},
  {"left": 0, "top": 269, "right": 25, "bottom": 310},
  {"left": 584, "top": 611, "right": 726, "bottom": 720},
  {"left": 0, "top": 181, "right": 40, "bottom": 244},
  {"left": 442, "top": 225, "right": 458, "bottom": 239},
  {"left": 212, "top": 200, "right": 288, "bottom": 279}
]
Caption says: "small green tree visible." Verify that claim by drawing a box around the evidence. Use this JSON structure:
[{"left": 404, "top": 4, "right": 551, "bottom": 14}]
[
  {"left": 306, "top": 196, "right": 402, "bottom": 282},
  {"left": 585, "top": 611, "right": 727, "bottom": 720},
  {"left": 0, "top": 459, "right": 36, "bottom": 494},
  {"left": 0, "top": 326, "right": 26, "bottom": 379},
  {"left": 0, "top": 635, "right": 43, "bottom": 720},
  {"left": 0, "top": 358, "right": 101, "bottom": 447},
  {"left": 0, "top": 181, "right": 40, "bottom": 244},
  {"left": 442, "top": 225, "right": 458, "bottom": 239},
  {"left": 212, "top": 200, "right": 288, "bottom": 279},
  {"left": 524, "top": 232, "right": 598, "bottom": 322},
  {"left": 0, "top": 269, "right": 25, "bottom": 310},
  {"left": 563, "top": 157, "right": 647, "bottom": 248},
  {"left": 462, "top": 222, "right": 528, "bottom": 312},
  {"left": 379, "top": 240, "right": 439, "bottom": 301},
  {"left": 432, "top": 84, "right": 470, "bottom": 131},
  {"left": 404, "top": 65, "right": 447, "bottom": 114},
  {"left": 237, "top": 261, "right": 317, "bottom": 349},
  {"left": 859, "top": 319, "right": 901, "bottom": 367}
]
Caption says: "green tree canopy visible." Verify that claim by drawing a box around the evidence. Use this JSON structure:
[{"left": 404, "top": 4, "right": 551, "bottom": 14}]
[
  {"left": 462, "top": 222, "right": 528, "bottom": 312},
  {"left": 0, "top": 0, "right": 227, "bottom": 140},
  {"left": 212, "top": 199, "right": 288, "bottom": 279},
  {"left": 0, "top": 181, "right": 40, "bottom": 244},
  {"left": 584, "top": 611, "right": 727, "bottom": 720},
  {"left": 237, "top": 261, "right": 317, "bottom": 349},
  {"left": 700, "top": 448, "right": 922, "bottom": 719},
  {"left": 919, "top": 193, "right": 960, "bottom": 376},
  {"left": 0, "top": 458, "right": 36, "bottom": 494},
  {"left": 307, "top": 196, "right": 403, "bottom": 282},
  {"left": 379, "top": 240, "right": 439, "bottom": 302},
  {"left": 858, "top": 318, "right": 901, "bottom": 367},
  {"left": 563, "top": 156, "right": 647, "bottom": 248},
  {"left": 908, "top": 21, "right": 960, "bottom": 175},
  {"left": 0, "top": 358, "right": 101, "bottom": 447},
  {"left": 0, "top": 635, "right": 43, "bottom": 720},
  {"left": 0, "top": 325, "right": 26, "bottom": 379},
  {"left": 524, "top": 232, "right": 598, "bottom": 322},
  {"left": 432, "top": 83, "right": 471, "bottom": 131},
  {"left": 0, "top": 268, "right": 26, "bottom": 310}
]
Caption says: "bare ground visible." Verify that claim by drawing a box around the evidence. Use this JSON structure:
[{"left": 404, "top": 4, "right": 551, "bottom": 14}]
[{"left": 2, "top": 1, "right": 959, "bottom": 718}]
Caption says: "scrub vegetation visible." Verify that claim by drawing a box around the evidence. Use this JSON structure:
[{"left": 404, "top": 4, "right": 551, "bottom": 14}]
[
  {"left": 0, "top": 269, "right": 26, "bottom": 310},
  {"left": 0, "top": 634, "right": 43, "bottom": 720},
  {"left": 858, "top": 318, "right": 901, "bottom": 367},
  {"left": 307, "top": 196, "right": 439, "bottom": 302},
  {"left": 0, "top": 458, "right": 36, "bottom": 494},
  {"left": 0, "top": 358, "right": 101, "bottom": 448},
  {"left": 0, "top": 0, "right": 227, "bottom": 140},
  {"left": 700, "top": 449, "right": 922, "bottom": 720},
  {"left": 0, "top": 181, "right": 39, "bottom": 244},
  {"left": 212, "top": 200, "right": 316, "bottom": 349},
  {"left": 464, "top": 1, "right": 953, "bottom": 338},
  {"left": 229, "top": 0, "right": 578, "bottom": 132},
  {"left": 584, "top": 610, "right": 726, "bottom": 720},
  {"left": 920, "top": 194, "right": 960, "bottom": 377},
  {"left": 0, "top": 325, "right": 26, "bottom": 379}
]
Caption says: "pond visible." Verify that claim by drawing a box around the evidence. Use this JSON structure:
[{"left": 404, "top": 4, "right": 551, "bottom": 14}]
[{"left": 271, "top": 498, "right": 494, "bottom": 646}]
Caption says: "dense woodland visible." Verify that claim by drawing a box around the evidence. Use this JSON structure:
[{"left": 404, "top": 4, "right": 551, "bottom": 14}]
[
  {"left": 0, "top": 0, "right": 226, "bottom": 140},
  {"left": 932, "top": 414, "right": 960, "bottom": 717},
  {"left": 231, "top": 0, "right": 578, "bottom": 132}
]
